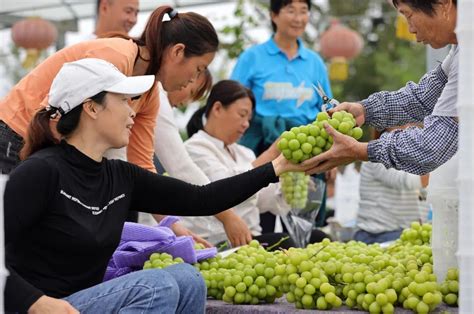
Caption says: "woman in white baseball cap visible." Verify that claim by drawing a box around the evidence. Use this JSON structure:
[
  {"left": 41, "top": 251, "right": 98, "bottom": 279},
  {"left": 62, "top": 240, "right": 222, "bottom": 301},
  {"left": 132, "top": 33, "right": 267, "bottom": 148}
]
[
  {"left": 4, "top": 58, "right": 313, "bottom": 313},
  {"left": 0, "top": 4, "right": 219, "bottom": 243}
]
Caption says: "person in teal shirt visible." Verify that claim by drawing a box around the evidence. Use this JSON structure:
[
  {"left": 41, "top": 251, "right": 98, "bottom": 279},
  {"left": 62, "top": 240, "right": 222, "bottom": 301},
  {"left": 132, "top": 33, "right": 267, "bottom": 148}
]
[
  {"left": 231, "top": 0, "right": 332, "bottom": 232},
  {"left": 231, "top": 0, "right": 332, "bottom": 155}
]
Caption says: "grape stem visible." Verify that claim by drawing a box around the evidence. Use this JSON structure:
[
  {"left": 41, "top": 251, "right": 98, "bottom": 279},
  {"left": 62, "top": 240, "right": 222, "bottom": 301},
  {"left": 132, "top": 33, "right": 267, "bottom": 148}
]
[
  {"left": 217, "top": 241, "right": 229, "bottom": 252},
  {"left": 265, "top": 236, "right": 290, "bottom": 251},
  {"left": 310, "top": 243, "right": 329, "bottom": 259}
]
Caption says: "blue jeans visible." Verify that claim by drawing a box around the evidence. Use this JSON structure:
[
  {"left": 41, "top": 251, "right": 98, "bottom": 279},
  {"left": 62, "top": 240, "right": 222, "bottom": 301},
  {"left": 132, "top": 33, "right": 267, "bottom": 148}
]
[
  {"left": 353, "top": 229, "right": 403, "bottom": 244},
  {"left": 63, "top": 263, "right": 206, "bottom": 314}
]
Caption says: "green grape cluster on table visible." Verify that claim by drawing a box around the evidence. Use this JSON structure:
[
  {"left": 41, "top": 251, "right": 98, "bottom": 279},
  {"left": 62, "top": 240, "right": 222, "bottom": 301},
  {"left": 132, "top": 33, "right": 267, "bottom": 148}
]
[
  {"left": 277, "top": 110, "right": 363, "bottom": 164},
  {"left": 142, "top": 222, "right": 460, "bottom": 313},
  {"left": 280, "top": 171, "right": 310, "bottom": 208},
  {"left": 399, "top": 221, "right": 432, "bottom": 245},
  {"left": 194, "top": 240, "right": 283, "bottom": 305}
]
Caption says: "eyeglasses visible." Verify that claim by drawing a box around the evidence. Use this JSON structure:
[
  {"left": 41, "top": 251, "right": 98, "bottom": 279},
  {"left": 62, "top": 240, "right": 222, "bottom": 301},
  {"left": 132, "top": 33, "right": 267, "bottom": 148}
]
[{"left": 279, "top": 8, "right": 310, "bottom": 18}]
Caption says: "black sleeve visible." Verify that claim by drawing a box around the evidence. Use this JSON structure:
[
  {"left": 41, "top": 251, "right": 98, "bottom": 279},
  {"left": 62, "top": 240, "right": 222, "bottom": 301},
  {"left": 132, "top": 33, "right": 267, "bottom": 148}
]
[
  {"left": 4, "top": 158, "right": 53, "bottom": 312},
  {"left": 129, "top": 162, "right": 278, "bottom": 216}
]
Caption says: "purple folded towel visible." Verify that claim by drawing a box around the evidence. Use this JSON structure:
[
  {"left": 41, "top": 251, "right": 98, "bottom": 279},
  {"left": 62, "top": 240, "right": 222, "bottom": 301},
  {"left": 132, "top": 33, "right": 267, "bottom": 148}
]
[{"left": 103, "top": 216, "right": 217, "bottom": 281}]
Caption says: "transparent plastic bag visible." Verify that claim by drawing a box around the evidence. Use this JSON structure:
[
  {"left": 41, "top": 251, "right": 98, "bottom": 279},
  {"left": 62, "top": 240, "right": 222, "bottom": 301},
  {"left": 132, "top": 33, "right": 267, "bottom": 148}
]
[{"left": 280, "top": 173, "right": 326, "bottom": 248}]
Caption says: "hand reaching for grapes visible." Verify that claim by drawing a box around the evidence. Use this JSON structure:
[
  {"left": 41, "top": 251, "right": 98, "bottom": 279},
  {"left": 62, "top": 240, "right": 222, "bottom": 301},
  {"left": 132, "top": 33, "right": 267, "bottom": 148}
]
[
  {"left": 302, "top": 123, "right": 368, "bottom": 175},
  {"left": 28, "top": 296, "right": 79, "bottom": 314},
  {"left": 253, "top": 137, "right": 281, "bottom": 168},
  {"left": 221, "top": 212, "right": 253, "bottom": 247},
  {"left": 329, "top": 102, "right": 366, "bottom": 127},
  {"left": 171, "top": 222, "right": 213, "bottom": 248}
]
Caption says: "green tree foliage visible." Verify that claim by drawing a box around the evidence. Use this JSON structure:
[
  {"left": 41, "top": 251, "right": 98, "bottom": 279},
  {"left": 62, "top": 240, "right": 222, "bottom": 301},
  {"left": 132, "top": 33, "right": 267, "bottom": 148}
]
[
  {"left": 219, "top": 0, "right": 263, "bottom": 59},
  {"left": 325, "top": 0, "right": 426, "bottom": 101}
]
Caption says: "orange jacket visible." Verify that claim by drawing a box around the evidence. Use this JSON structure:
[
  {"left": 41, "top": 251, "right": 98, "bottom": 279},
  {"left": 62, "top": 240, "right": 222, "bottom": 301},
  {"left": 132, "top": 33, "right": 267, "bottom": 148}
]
[{"left": 0, "top": 38, "right": 158, "bottom": 172}]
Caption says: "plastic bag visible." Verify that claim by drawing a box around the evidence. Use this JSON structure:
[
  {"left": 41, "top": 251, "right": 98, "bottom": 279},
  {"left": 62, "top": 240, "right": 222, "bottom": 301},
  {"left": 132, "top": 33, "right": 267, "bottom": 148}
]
[{"left": 281, "top": 175, "right": 326, "bottom": 247}]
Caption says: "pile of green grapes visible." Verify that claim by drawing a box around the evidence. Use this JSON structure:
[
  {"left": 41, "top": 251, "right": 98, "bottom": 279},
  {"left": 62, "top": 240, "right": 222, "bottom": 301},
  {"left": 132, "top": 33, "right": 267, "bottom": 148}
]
[
  {"left": 143, "top": 222, "right": 460, "bottom": 313},
  {"left": 194, "top": 240, "right": 283, "bottom": 304},
  {"left": 277, "top": 111, "right": 363, "bottom": 164},
  {"left": 280, "top": 171, "right": 310, "bottom": 208}
]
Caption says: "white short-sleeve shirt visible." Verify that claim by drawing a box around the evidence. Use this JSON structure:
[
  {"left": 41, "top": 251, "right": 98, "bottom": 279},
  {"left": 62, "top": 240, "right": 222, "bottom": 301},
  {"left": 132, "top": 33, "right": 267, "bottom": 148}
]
[
  {"left": 182, "top": 130, "right": 288, "bottom": 242},
  {"left": 432, "top": 45, "right": 459, "bottom": 117}
]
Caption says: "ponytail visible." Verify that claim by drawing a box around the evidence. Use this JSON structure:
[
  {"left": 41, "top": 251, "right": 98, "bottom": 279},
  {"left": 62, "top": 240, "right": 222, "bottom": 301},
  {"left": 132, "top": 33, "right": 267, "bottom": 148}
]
[
  {"left": 20, "top": 108, "right": 58, "bottom": 160},
  {"left": 186, "top": 105, "right": 208, "bottom": 138},
  {"left": 138, "top": 6, "right": 218, "bottom": 76},
  {"left": 136, "top": 6, "right": 171, "bottom": 75}
]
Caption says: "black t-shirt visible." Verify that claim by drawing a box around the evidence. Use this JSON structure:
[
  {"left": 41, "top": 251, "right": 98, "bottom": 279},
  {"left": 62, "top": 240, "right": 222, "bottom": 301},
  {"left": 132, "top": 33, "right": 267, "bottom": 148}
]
[{"left": 4, "top": 142, "right": 278, "bottom": 312}]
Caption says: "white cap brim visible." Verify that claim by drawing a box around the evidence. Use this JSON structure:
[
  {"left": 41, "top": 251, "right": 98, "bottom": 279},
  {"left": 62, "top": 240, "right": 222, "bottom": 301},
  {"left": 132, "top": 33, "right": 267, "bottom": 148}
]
[{"left": 104, "top": 75, "right": 155, "bottom": 98}]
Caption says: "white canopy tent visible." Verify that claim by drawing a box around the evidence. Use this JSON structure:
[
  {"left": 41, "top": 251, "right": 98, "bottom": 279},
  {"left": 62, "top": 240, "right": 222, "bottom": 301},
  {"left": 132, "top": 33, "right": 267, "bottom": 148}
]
[{"left": 0, "top": 0, "right": 236, "bottom": 48}]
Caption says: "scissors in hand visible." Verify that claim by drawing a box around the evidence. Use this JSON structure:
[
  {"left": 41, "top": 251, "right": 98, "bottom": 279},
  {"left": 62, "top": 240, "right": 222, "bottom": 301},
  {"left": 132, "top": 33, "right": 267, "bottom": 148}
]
[{"left": 313, "top": 82, "right": 340, "bottom": 112}]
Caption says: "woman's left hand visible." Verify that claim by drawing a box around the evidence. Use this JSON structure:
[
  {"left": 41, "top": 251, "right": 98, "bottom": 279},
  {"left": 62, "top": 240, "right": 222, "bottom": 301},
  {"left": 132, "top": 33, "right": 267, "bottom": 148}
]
[{"left": 171, "top": 222, "right": 213, "bottom": 248}]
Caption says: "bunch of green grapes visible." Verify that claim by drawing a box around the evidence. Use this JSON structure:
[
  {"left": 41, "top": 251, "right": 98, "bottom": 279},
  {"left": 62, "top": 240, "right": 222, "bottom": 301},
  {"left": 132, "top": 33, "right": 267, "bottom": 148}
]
[
  {"left": 440, "top": 268, "right": 459, "bottom": 306},
  {"left": 194, "top": 240, "right": 283, "bottom": 304},
  {"left": 398, "top": 266, "right": 443, "bottom": 313},
  {"left": 277, "top": 111, "right": 363, "bottom": 164},
  {"left": 279, "top": 243, "right": 344, "bottom": 310},
  {"left": 399, "top": 222, "right": 432, "bottom": 245},
  {"left": 280, "top": 171, "right": 310, "bottom": 208},
  {"left": 143, "top": 252, "right": 184, "bottom": 270}
]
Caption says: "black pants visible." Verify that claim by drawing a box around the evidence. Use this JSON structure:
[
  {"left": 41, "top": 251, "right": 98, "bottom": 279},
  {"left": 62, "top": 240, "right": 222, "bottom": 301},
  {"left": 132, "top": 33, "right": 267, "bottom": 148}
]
[
  {"left": 126, "top": 211, "right": 139, "bottom": 223},
  {"left": 253, "top": 230, "right": 328, "bottom": 249},
  {"left": 0, "top": 121, "right": 23, "bottom": 174},
  {"left": 260, "top": 213, "right": 330, "bottom": 241}
]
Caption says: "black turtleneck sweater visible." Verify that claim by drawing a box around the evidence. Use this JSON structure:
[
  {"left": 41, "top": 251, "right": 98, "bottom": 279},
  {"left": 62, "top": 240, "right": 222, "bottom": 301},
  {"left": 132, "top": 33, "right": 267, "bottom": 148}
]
[{"left": 4, "top": 142, "right": 278, "bottom": 312}]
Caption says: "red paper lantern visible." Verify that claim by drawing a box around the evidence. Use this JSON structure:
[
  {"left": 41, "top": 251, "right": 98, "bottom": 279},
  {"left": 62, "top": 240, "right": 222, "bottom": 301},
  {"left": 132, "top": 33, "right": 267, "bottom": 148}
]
[
  {"left": 319, "top": 20, "right": 363, "bottom": 60},
  {"left": 11, "top": 17, "right": 57, "bottom": 50}
]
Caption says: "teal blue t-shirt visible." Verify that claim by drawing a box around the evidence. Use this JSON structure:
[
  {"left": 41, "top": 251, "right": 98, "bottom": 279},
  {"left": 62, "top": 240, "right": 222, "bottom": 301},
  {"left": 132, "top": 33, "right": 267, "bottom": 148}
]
[{"left": 231, "top": 37, "right": 332, "bottom": 125}]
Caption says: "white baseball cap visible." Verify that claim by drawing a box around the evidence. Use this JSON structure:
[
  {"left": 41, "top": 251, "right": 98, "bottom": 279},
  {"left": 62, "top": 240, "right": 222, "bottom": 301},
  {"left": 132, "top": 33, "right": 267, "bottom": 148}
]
[{"left": 48, "top": 58, "right": 155, "bottom": 115}]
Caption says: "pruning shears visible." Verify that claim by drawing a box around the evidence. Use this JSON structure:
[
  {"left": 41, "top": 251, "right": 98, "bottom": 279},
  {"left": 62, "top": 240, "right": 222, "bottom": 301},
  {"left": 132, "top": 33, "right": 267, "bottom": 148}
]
[{"left": 313, "top": 82, "right": 340, "bottom": 112}]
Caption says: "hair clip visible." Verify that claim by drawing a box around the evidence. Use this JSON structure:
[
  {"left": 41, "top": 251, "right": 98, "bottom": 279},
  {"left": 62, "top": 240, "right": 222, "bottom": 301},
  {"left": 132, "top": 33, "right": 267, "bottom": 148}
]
[
  {"left": 169, "top": 9, "right": 178, "bottom": 19},
  {"left": 47, "top": 105, "right": 61, "bottom": 119}
]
